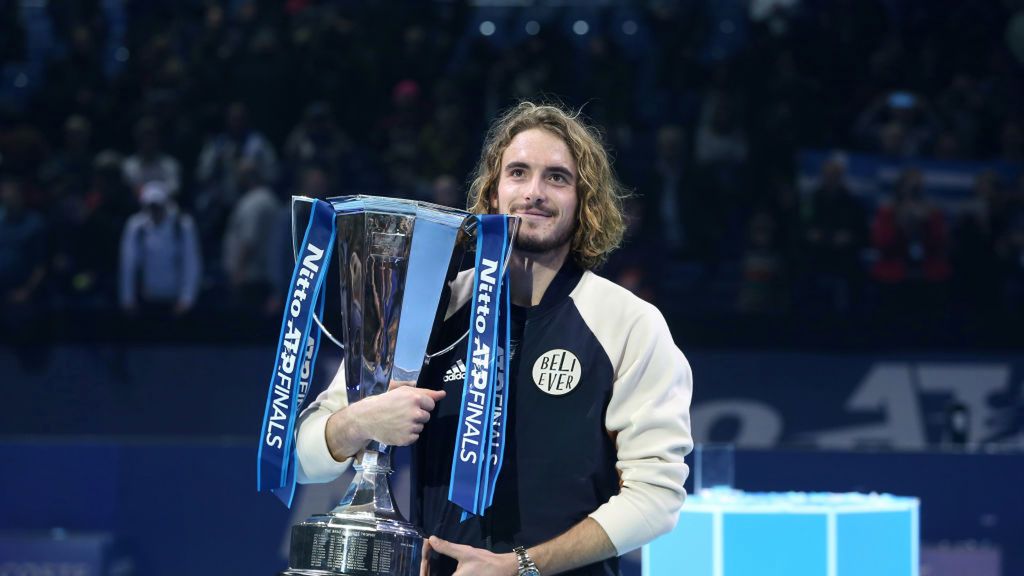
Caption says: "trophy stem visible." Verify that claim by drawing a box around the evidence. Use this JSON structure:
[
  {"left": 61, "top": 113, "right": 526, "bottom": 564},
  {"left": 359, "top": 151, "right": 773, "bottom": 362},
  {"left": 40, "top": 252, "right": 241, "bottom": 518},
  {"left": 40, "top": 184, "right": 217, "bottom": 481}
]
[{"left": 331, "top": 449, "right": 405, "bottom": 523}]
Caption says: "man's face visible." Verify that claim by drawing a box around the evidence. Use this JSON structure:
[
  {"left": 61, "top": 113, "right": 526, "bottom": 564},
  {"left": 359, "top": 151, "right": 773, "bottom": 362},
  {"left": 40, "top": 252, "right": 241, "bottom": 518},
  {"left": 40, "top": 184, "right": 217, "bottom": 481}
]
[{"left": 492, "top": 128, "right": 578, "bottom": 257}]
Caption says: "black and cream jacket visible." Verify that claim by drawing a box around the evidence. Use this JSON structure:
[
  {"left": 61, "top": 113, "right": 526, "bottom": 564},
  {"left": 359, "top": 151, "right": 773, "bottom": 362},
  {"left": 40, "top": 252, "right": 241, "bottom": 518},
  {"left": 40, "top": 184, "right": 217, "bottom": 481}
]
[{"left": 297, "top": 261, "right": 693, "bottom": 575}]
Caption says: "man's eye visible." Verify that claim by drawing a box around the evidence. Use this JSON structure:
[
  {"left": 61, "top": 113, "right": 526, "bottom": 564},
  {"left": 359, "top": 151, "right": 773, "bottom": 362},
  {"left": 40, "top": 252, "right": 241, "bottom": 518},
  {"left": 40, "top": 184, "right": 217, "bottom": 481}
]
[
  {"left": 510, "top": 168, "right": 525, "bottom": 177},
  {"left": 549, "top": 173, "right": 566, "bottom": 183}
]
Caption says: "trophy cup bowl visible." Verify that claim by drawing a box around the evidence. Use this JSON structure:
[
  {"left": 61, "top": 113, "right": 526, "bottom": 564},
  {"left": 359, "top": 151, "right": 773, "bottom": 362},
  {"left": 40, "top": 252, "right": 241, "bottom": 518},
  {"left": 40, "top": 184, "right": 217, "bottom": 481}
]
[{"left": 282, "top": 196, "right": 475, "bottom": 576}]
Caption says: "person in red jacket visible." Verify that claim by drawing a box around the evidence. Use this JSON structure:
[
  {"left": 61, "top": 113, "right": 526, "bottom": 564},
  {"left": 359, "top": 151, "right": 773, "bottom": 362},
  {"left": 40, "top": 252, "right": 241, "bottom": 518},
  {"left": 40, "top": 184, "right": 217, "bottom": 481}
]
[{"left": 870, "top": 168, "right": 950, "bottom": 314}]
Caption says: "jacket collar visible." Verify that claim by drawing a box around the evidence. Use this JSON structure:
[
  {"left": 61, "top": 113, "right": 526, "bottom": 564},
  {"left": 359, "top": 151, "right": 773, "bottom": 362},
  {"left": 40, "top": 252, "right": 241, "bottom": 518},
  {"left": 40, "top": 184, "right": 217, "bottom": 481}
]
[{"left": 522, "top": 258, "right": 584, "bottom": 317}]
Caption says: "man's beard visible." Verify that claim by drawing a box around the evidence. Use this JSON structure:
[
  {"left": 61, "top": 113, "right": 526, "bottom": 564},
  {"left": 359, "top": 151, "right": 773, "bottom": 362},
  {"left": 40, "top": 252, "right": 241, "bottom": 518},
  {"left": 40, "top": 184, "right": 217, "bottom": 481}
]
[{"left": 514, "top": 223, "right": 574, "bottom": 255}]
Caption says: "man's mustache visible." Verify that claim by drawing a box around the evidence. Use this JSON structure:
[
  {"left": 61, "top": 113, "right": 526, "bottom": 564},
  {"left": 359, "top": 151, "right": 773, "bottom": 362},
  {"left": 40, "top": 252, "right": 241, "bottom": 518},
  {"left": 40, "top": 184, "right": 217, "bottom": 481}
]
[{"left": 510, "top": 204, "right": 556, "bottom": 217}]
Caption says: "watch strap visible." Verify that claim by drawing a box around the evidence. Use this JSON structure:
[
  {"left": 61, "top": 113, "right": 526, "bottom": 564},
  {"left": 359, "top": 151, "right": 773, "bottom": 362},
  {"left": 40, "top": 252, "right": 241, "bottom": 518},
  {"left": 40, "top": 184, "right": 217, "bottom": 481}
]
[{"left": 513, "top": 546, "right": 540, "bottom": 575}]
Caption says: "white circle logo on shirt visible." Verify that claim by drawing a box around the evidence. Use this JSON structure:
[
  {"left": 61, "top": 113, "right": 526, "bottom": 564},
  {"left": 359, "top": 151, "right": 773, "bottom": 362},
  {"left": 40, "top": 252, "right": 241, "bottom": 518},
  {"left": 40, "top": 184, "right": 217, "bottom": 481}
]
[{"left": 532, "top": 349, "right": 582, "bottom": 396}]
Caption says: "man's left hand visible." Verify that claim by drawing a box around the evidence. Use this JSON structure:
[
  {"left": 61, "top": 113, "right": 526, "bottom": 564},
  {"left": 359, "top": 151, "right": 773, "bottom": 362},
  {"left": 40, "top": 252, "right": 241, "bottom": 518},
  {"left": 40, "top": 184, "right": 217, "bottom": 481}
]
[{"left": 427, "top": 536, "right": 517, "bottom": 576}]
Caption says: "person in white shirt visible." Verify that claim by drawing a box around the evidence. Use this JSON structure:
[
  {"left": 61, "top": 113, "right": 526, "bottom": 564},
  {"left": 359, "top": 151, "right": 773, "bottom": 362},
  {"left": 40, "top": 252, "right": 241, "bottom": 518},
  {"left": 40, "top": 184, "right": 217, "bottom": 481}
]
[
  {"left": 196, "top": 101, "right": 279, "bottom": 208},
  {"left": 221, "top": 162, "right": 280, "bottom": 307},
  {"left": 118, "top": 181, "right": 201, "bottom": 316}
]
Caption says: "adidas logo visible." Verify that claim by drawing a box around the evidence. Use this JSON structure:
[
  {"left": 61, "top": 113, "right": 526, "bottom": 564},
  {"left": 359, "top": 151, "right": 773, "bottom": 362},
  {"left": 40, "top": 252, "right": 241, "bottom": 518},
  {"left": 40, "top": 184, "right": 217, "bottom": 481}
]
[{"left": 443, "top": 359, "right": 467, "bottom": 382}]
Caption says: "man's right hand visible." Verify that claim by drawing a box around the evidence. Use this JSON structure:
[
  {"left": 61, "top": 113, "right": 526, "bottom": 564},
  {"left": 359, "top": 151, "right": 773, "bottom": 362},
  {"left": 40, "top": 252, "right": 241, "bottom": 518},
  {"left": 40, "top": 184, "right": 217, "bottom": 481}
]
[{"left": 325, "top": 385, "right": 446, "bottom": 462}]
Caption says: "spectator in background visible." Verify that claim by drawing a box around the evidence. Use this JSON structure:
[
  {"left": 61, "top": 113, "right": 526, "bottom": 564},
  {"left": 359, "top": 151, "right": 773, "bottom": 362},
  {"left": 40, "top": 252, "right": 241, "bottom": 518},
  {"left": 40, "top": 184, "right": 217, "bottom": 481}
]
[
  {"left": 62, "top": 151, "right": 134, "bottom": 306},
  {"left": 695, "top": 90, "right": 749, "bottom": 170},
  {"left": 418, "top": 104, "right": 470, "bottom": 192},
  {"left": 267, "top": 164, "right": 332, "bottom": 316},
  {"left": 935, "top": 75, "right": 985, "bottom": 158},
  {"left": 122, "top": 117, "right": 181, "bottom": 197},
  {"left": 693, "top": 83, "right": 749, "bottom": 262},
  {"left": 39, "top": 115, "right": 93, "bottom": 201},
  {"left": 378, "top": 79, "right": 426, "bottom": 196},
  {"left": 44, "top": 116, "right": 97, "bottom": 300},
  {"left": 284, "top": 102, "right": 350, "bottom": 181},
  {"left": 643, "top": 125, "right": 688, "bottom": 255},
  {"left": 0, "top": 107, "right": 49, "bottom": 198},
  {"left": 737, "top": 211, "right": 789, "bottom": 315},
  {"left": 801, "top": 155, "right": 866, "bottom": 312},
  {"left": 951, "top": 171, "right": 1002, "bottom": 316},
  {"left": 195, "top": 101, "right": 278, "bottom": 264},
  {"left": 196, "top": 102, "right": 278, "bottom": 206},
  {"left": 603, "top": 195, "right": 659, "bottom": 303},
  {"left": 34, "top": 23, "right": 106, "bottom": 140},
  {"left": 0, "top": 177, "right": 47, "bottom": 309},
  {"left": 222, "top": 162, "right": 280, "bottom": 310},
  {"left": 119, "top": 181, "right": 201, "bottom": 318},
  {"left": 50, "top": 150, "right": 134, "bottom": 307},
  {"left": 870, "top": 168, "right": 950, "bottom": 315},
  {"left": 854, "top": 92, "right": 939, "bottom": 158},
  {"left": 0, "top": 175, "right": 50, "bottom": 363}
]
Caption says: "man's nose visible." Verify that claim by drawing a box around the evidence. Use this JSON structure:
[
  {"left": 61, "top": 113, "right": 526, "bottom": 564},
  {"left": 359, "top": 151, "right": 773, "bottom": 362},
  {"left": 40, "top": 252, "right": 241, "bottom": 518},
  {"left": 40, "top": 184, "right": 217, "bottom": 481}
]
[{"left": 522, "top": 175, "right": 546, "bottom": 204}]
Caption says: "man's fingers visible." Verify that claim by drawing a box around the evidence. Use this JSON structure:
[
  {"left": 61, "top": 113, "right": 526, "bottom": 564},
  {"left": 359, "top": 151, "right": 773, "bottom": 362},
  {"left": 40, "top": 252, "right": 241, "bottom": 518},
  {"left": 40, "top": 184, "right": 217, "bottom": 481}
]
[
  {"left": 414, "top": 388, "right": 446, "bottom": 410},
  {"left": 427, "top": 536, "right": 449, "bottom": 556},
  {"left": 428, "top": 536, "right": 465, "bottom": 559},
  {"left": 412, "top": 409, "right": 430, "bottom": 424},
  {"left": 420, "top": 537, "right": 432, "bottom": 576},
  {"left": 389, "top": 379, "right": 417, "bottom": 391}
]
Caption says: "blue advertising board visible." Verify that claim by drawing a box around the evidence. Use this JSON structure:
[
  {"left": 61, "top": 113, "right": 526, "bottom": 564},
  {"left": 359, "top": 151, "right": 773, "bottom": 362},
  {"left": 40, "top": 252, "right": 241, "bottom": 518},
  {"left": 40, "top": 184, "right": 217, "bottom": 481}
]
[{"left": 689, "top": 350, "right": 1023, "bottom": 450}]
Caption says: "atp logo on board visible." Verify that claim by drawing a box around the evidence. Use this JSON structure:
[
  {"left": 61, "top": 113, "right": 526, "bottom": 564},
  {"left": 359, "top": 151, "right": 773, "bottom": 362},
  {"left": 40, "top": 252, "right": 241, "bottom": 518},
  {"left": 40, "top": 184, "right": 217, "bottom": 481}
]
[{"left": 533, "top": 349, "right": 582, "bottom": 396}]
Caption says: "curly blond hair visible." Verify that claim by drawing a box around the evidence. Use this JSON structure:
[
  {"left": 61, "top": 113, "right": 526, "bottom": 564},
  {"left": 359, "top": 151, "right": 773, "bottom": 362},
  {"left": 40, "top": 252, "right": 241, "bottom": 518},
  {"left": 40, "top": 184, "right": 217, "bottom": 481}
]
[{"left": 466, "top": 101, "right": 628, "bottom": 270}]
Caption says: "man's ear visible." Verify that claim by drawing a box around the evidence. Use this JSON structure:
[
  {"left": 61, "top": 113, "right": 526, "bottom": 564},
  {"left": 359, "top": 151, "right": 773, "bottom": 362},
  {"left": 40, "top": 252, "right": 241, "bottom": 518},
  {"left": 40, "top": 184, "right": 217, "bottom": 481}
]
[{"left": 488, "top": 189, "right": 498, "bottom": 213}]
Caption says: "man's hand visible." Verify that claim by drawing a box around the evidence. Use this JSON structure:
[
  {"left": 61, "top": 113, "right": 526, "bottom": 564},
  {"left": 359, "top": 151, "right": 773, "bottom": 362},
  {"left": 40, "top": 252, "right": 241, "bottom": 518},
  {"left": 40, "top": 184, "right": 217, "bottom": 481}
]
[
  {"left": 325, "top": 385, "right": 445, "bottom": 461},
  {"left": 421, "top": 518, "right": 618, "bottom": 576},
  {"left": 426, "top": 536, "right": 516, "bottom": 576},
  {"left": 359, "top": 385, "right": 446, "bottom": 446}
]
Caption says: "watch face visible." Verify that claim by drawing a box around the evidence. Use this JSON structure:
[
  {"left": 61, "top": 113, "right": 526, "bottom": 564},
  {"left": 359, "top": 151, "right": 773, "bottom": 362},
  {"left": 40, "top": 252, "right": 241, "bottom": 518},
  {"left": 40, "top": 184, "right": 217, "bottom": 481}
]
[{"left": 521, "top": 570, "right": 540, "bottom": 576}]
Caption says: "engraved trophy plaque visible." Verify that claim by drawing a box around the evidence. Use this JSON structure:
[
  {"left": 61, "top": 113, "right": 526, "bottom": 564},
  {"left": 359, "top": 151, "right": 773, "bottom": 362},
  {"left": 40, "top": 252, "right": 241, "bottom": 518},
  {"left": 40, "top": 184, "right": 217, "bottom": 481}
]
[{"left": 282, "top": 195, "right": 482, "bottom": 576}]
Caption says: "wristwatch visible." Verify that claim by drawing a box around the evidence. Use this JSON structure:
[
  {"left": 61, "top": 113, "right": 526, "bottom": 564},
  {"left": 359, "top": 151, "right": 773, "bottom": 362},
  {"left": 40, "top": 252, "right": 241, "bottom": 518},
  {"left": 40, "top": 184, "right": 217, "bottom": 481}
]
[{"left": 513, "top": 546, "right": 541, "bottom": 576}]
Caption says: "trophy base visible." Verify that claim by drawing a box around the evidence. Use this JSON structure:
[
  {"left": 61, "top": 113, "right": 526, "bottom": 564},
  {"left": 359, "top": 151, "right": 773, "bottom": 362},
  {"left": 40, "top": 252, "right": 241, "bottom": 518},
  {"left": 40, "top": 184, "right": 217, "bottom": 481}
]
[{"left": 284, "top": 511, "right": 423, "bottom": 576}]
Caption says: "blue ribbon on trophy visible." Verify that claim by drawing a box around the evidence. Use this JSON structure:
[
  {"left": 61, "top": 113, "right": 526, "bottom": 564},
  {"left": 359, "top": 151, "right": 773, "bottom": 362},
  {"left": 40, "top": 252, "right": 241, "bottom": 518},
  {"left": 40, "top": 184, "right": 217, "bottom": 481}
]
[
  {"left": 449, "top": 214, "right": 513, "bottom": 518},
  {"left": 486, "top": 259, "right": 511, "bottom": 511},
  {"left": 258, "top": 198, "right": 336, "bottom": 506}
]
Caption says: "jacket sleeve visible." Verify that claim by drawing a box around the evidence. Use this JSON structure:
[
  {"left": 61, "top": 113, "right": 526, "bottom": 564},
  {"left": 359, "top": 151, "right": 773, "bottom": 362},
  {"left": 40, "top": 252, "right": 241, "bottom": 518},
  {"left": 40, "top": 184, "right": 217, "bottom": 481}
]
[
  {"left": 588, "top": 304, "right": 693, "bottom": 555},
  {"left": 295, "top": 362, "right": 355, "bottom": 483}
]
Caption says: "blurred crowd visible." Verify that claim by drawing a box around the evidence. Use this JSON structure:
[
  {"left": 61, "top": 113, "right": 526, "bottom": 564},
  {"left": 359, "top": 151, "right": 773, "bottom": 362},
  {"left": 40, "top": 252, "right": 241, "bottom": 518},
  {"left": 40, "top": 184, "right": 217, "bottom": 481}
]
[{"left": 1, "top": 0, "right": 1024, "bottom": 343}]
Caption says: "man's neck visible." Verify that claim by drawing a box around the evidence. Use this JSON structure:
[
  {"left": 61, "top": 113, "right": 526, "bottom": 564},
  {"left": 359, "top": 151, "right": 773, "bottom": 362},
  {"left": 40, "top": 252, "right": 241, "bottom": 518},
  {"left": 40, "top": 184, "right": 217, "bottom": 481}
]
[{"left": 508, "top": 245, "right": 570, "bottom": 307}]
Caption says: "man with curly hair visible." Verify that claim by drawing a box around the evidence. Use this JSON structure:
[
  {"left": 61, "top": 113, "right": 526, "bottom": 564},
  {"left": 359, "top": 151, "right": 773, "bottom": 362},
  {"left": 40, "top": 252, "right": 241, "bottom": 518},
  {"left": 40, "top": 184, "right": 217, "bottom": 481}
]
[{"left": 295, "top": 101, "right": 693, "bottom": 576}]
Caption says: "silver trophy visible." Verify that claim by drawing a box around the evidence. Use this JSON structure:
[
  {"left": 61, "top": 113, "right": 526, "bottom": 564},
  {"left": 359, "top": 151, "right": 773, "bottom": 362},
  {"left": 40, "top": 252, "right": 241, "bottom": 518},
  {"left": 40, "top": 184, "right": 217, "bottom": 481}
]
[{"left": 283, "top": 195, "right": 495, "bottom": 575}]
